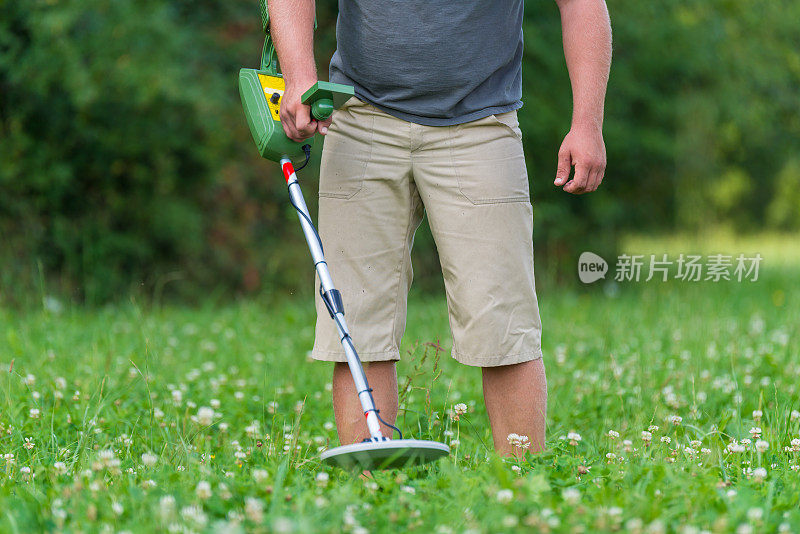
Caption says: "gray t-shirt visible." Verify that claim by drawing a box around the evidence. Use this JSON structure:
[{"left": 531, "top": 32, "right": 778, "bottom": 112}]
[{"left": 329, "top": 1, "right": 524, "bottom": 126}]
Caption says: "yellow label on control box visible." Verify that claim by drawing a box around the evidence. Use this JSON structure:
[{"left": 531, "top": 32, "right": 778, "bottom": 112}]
[{"left": 257, "top": 74, "right": 285, "bottom": 122}]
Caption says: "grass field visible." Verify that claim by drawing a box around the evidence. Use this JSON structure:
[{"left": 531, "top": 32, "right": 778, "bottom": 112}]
[{"left": 1, "top": 235, "right": 799, "bottom": 533}]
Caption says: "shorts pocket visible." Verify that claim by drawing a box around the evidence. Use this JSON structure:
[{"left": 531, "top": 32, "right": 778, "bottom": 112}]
[
  {"left": 318, "top": 105, "right": 375, "bottom": 199},
  {"left": 450, "top": 112, "right": 530, "bottom": 205},
  {"left": 489, "top": 111, "right": 524, "bottom": 141}
]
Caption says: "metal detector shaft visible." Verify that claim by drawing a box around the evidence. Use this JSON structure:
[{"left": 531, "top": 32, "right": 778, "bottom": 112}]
[{"left": 280, "top": 157, "right": 384, "bottom": 441}]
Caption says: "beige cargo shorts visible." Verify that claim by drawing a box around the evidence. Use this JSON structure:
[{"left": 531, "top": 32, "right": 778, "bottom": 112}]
[{"left": 311, "top": 97, "right": 543, "bottom": 367}]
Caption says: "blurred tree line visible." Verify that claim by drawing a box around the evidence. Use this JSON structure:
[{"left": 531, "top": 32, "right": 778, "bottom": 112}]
[{"left": 1, "top": 0, "right": 799, "bottom": 305}]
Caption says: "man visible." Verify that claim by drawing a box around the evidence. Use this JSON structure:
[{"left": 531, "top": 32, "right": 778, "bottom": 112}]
[{"left": 270, "top": 0, "right": 611, "bottom": 455}]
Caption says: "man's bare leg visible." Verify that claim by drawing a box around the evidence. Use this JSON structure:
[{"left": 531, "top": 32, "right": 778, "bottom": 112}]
[
  {"left": 332, "top": 361, "right": 399, "bottom": 444},
  {"left": 482, "top": 358, "right": 547, "bottom": 456}
]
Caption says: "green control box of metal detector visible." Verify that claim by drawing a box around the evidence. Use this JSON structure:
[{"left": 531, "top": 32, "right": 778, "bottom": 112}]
[{"left": 239, "top": 1, "right": 354, "bottom": 163}]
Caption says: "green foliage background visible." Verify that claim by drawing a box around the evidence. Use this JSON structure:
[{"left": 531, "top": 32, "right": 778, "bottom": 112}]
[{"left": 1, "top": 0, "right": 799, "bottom": 304}]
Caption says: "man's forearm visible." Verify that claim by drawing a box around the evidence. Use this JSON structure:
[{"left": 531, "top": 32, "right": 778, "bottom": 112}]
[
  {"left": 268, "top": 0, "right": 317, "bottom": 87},
  {"left": 557, "top": 0, "right": 612, "bottom": 130},
  {"left": 268, "top": 0, "right": 326, "bottom": 140}
]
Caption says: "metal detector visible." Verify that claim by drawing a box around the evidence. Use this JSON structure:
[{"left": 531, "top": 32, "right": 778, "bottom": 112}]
[{"left": 239, "top": 1, "right": 449, "bottom": 471}]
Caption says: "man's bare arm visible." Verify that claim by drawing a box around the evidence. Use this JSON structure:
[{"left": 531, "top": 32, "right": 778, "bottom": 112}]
[
  {"left": 268, "top": 0, "right": 330, "bottom": 141},
  {"left": 553, "top": 0, "right": 612, "bottom": 194}
]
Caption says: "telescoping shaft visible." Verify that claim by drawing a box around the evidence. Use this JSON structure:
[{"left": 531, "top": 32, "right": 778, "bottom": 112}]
[{"left": 279, "top": 157, "right": 384, "bottom": 441}]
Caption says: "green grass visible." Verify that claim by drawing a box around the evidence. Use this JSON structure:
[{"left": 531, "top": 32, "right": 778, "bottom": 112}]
[{"left": 1, "top": 236, "right": 799, "bottom": 533}]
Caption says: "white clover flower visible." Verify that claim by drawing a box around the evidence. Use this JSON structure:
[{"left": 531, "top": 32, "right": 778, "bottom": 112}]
[
  {"left": 606, "top": 452, "right": 617, "bottom": 460},
  {"left": 181, "top": 505, "right": 208, "bottom": 527},
  {"left": 690, "top": 440, "right": 702, "bottom": 449},
  {"left": 511, "top": 465, "right": 521, "bottom": 473},
  {"left": 755, "top": 440, "right": 769, "bottom": 453},
  {"left": 625, "top": 518, "right": 644, "bottom": 532},
  {"left": 29, "top": 409, "right": 40, "bottom": 419},
  {"left": 53, "top": 461, "right": 67, "bottom": 475},
  {"left": 153, "top": 408, "right": 164, "bottom": 420},
  {"left": 752, "top": 467, "right": 767, "bottom": 483},
  {"left": 667, "top": 415, "right": 682, "bottom": 426},
  {"left": 506, "top": 433, "right": 531, "bottom": 449},
  {"left": 790, "top": 438, "right": 800, "bottom": 451},
  {"left": 567, "top": 432, "right": 582, "bottom": 446},
  {"left": 24, "top": 374, "right": 36, "bottom": 386},
  {"left": 749, "top": 427, "right": 762, "bottom": 439},
  {"left": 55, "top": 377, "right": 67, "bottom": 390},
  {"left": 218, "top": 482, "right": 232, "bottom": 500},
  {"left": 607, "top": 430, "right": 620, "bottom": 439},
  {"left": 660, "top": 436, "right": 671, "bottom": 444},
  {"left": 196, "top": 480, "right": 212, "bottom": 500},
  {"left": 143, "top": 479, "right": 157, "bottom": 489},
  {"left": 496, "top": 489, "right": 513, "bottom": 504},
  {"left": 98, "top": 449, "right": 116, "bottom": 465},
  {"left": 316, "top": 472, "right": 330, "bottom": 485},
  {"left": 253, "top": 469, "right": 269, "bottom": 483},
  {"left": 648, "top": 425, "right": 660, "bottom": 432},
  {"left": 791, "top": 410, "right": 800, "bottom": 422},
  {"left": 727, "top": 441, "right": 746, "bottom": 454},
  {"left": 623, "top": 439, "right": 633, "bottom": 452},
  {"left": 562, "top": 487, "right": 580, "bottom": 505},
  {"left": 210, "top": 399, "right": 221, "bottom": 409},
  {"left": 747, "top": 507, "right": 763, "bottom": 522},
  {"left": 647, "top": 519, "right": 666, "bottom": 534},
  {"left": 453, "top": 403, "right": 468, "bottom": 416},
  {"left": 112, "top": 501, "right": 124, "bottom": 516},
  {"left": 502, "top": 515, "right": 519, "bottom": 528},
  {"left": 196, "top": 407, "right": 215, "bottom": 426},
  {"left": 24, "top": 437, "right": 34, "bottom": 450},
  {"left": 752, "top": 410, "right": 762, "bottom": 422},
  {"left": 171, "top": 390, "right": 182, "bottom": 406},
  {"left": 141, "top": 453, "right": 158, "bottom": 467},
  {"left": 401, "top": 485, "right": 416, "bottom": 495},
  {"left": 641, "top": 431, "right": 652, "bottom": 444}
]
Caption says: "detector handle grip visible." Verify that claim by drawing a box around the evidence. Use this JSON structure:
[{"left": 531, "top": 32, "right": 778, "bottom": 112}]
[{"left": 301, "top": 81, "right": 355, "bottom": 121}]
